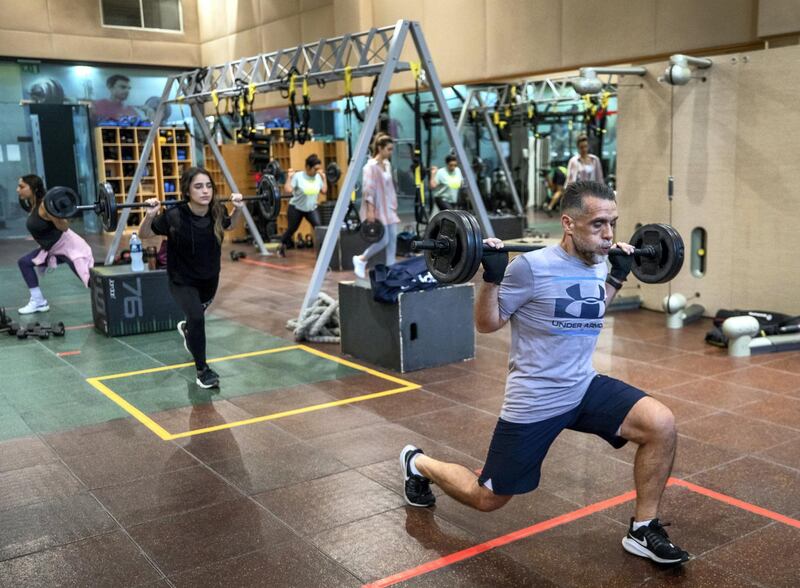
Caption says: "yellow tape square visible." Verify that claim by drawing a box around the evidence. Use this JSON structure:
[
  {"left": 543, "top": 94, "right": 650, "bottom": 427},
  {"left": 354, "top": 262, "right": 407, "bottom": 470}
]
[{"left": 86, "top": 344, "right": 419, "bottom": 440}]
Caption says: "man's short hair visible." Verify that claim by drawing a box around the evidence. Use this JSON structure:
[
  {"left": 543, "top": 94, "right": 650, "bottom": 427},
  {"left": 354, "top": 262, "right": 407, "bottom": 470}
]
[
  {"left": 560, "top": 180, "right": 615, "bottom": 216},
  {"left": 444, "top": 154, "right": 457, "bottom": 165},
  {"left": 106, "top": 74, "right": 131, "bottom": 88}
]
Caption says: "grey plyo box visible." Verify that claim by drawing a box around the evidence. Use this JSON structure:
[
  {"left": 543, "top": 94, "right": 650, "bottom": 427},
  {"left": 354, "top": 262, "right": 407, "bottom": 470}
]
[
  {"left": 490, "top": 214, "right": 525, "bottom": 240},
  {"left": 339, "top": 281, "right": 475, "bottom": 372},
  {"left": 314, "top": 225, "right": 385, "bottom": 271},
  {"left": 90, "top": 265, "right": 183, "bottom": 337}
]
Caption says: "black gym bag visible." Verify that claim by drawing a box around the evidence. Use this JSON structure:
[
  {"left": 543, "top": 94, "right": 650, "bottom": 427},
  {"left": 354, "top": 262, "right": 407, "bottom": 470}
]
[{"left": 369, "top": 256, "right": 439, "bottom": 304}]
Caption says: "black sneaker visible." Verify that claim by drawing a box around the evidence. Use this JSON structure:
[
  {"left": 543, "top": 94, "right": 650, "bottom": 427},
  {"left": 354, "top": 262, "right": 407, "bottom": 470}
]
[
  {"left": 177, "top": 321, "right": 190, "bottom": 354},
  {"left": 400, "top": 444, "right": 435, "bottom": 508},
  {"left": 195, "top": 366, "right": 220, "bottom": 389},
  {"left": 622, "top": 518, "right": 690, "bottom": 565}
]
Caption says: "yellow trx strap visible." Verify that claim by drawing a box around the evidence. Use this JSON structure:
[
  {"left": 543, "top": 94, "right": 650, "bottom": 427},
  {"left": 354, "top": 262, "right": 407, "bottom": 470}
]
[
  {"left": 344, "top": 65, "right": 352, "bottom": 96},
  {"left": 410, "top": 61, "right": 421, "bottom": 81},
  {"left": 289, "top": 73, "right": 297, "bottom": 99},
  {"left": 302, "top": 77, "right": 309, "bottom": 99},
  {"left": 493, "top": 110, "right": 507, "bottom": 130},
  {"left": 248, "top": 82, "right": 256, "bottom": 103},
  {"left": 211, "top": 90, "right": 219, "bottom": 109}
]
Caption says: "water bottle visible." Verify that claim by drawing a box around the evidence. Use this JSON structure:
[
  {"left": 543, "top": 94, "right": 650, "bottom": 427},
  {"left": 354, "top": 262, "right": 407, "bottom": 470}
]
[{"left": 130, "top": 232, "right": 144, "bottom": 272}]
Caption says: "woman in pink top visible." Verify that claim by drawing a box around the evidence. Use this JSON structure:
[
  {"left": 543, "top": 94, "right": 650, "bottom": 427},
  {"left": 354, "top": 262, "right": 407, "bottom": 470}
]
[
  {"left": 352, "top": 134, "right": 400, "bottom": 278},
  {"left": 16, "top": 175, "right": 94, "bottom": 315},
  {"left": 566, "top": 134, "right": 604, "bottom": 186}
]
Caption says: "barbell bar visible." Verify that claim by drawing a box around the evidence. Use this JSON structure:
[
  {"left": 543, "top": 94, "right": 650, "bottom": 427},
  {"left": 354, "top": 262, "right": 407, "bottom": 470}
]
[
  {"left": 43, "top": 174, "right": 282, "bottom": 232},
  {"left": 411, "top": 210, "right": 685, "bottom": 285}
]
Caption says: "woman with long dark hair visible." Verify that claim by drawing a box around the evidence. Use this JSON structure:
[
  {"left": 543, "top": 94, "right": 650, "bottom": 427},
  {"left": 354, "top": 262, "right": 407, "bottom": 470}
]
[
  {"left": 16, "top": 174, "right": 94, "bottom": 314},
  {"left": 139, "top": 166, "right": 243, "bottom": 388}
]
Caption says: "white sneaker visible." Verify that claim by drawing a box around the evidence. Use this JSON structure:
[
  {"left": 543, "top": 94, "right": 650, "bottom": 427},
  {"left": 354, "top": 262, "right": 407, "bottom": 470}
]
[
  {"left": 352, "top": 255, "right": 367, "bottom": 279},
  {"left": 18, "top": 300, "right": 49, "bottom": 314}
]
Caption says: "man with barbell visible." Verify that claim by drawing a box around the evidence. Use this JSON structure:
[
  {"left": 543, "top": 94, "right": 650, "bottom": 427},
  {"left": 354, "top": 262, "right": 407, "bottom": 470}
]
[
  {"left": 401, "top": 180, "right": 689, "bottom": 565},
  {"left": 139, "top": 166, "right": 244, "bottom": 389}
]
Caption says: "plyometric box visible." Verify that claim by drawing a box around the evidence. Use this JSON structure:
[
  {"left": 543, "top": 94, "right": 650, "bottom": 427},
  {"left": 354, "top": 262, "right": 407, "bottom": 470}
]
[
  {"left": 90, "top": 265, "right": 183, "bottom": 337},
  {"left": 339, "top": 280, "right": 475, "bottom": 372},
  {"left": 490, "top": 214, "right": 525, "bottom": 240},
  {"left": 314, "top": 225, "right": 385, "bottom": 271}
]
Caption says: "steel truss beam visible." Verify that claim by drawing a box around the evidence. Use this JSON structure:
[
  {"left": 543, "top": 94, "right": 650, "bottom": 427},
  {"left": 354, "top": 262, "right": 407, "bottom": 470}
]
[{"left": 171, "top": 25, "right": 411, "bottom": 104}]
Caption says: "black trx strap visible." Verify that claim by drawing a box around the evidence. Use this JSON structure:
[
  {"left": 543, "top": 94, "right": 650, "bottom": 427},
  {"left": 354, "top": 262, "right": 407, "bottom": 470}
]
[
  {"left": 410, "top": 62, "right": 429, "bottom": 235},
  {"left": 281, "top": 67, "right": 301, "bottom": 147},
  {"left": 296, "top": 77, "right": 311, "bottom": 144},
  {"left": 342, "top": 66, "right": 361, "bottom": 232}
]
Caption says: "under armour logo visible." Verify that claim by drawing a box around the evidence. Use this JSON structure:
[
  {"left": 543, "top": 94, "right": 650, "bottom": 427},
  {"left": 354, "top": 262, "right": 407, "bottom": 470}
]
[{"left": 554, "top": 283, "right": 606, "bottom": 319}]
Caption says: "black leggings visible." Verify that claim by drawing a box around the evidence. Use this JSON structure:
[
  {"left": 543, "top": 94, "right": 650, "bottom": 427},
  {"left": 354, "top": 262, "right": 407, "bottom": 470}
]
[
  {"left": 434, "top": 196, "right": 455, "bottom": 211},
  {"left": 169, "top": 276, "right": 219, "bottom": 370},
  {"left": 281, "top": 205, "right": 320, "bottom": 246}
]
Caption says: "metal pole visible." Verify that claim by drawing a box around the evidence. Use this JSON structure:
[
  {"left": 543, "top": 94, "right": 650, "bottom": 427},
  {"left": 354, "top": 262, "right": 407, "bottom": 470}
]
[
  {"left": 298, "top": 20, "right": 411, "bottom": 317},
  {"left": 104, "top": 77, "right": 175, "bottom": 265},
  {"left": 189, "top": 103, "right": 268, "bottom": 256},
  {"left": 476, "top": 95, "right": 525, "bottom": 217},
  {"left": 409, "top": 22, "right": 494, "bottom": 237},
  {"left": 456, "top": 89, "right": 475, "bottom": 131}
]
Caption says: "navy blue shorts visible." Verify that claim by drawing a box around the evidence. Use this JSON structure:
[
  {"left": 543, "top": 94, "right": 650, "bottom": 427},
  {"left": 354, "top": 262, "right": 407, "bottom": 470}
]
[{"left": 477, "top": 375, "right": 647, "bottom": 495}]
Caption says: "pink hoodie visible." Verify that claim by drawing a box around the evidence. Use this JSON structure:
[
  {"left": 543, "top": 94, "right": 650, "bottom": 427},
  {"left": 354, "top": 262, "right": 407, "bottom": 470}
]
[{"left": 31, "top": 229, "right": 94, "bottom": 287}]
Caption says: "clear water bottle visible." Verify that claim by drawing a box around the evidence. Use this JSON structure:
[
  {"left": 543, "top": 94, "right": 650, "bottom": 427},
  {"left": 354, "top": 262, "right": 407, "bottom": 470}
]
[{"left": 130, "top": 232, "right": 144, "bottom": 272}]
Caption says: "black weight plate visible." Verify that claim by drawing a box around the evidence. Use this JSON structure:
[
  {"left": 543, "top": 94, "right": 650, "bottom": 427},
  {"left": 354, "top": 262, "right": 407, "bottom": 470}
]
[
  {"left": 423, "top": 210, "right": 481, "bottom": 284},
  {"left": 43, "top": 186, "right": 79, "bottom": 219},
  {"left": 630, "top": 223, "right": 684, "bottom": 284},
  {"left": 256, "top": 175, "right": 281, "bottom": 221},
  {"left": 360, "top": 220, "right": 385, "bottom": 244},
  {"left": 98, "top": 182, "right": 118, "bottom": 232},
  {"left": 460, "top": 210, "right": 484, "bottom": 284},
  {"left": 325, "top": 162, "right": 341, "bottom": 185}
]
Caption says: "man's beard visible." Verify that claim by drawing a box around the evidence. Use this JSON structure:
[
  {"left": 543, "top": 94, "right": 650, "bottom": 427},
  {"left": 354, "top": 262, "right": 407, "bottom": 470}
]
[{"left": 573, "top": 235, "right": 611, "bottom": 265}]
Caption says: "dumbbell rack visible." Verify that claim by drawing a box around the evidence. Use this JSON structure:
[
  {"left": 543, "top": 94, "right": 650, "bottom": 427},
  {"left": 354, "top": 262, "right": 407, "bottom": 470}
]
[{"left": 95, "top": 126, "right": 193, "bottom": 228}]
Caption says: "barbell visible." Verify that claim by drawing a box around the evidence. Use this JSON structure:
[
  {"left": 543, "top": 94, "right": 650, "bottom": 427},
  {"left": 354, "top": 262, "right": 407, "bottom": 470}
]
[
  {"left": 411, "top": 210, "right": 685, "bottom": 285},
  {"left": 43, "top": 175, "right": 282, "bottom": 232}
]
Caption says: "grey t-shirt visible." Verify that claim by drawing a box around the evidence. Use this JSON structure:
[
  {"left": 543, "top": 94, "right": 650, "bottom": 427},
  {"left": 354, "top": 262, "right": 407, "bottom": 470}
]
[
  {"left": 498, "top": 245, "right": 608, "bottom": 423},
  {"left": 289, "top": 172, "right": 323, "bottom": 212}
]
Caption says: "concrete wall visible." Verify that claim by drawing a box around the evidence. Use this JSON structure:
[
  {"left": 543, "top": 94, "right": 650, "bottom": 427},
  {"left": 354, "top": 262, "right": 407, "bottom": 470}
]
[
  {"left": 616, "top": 43, "right": 800, "bottom": 315},
  {"left": 0, "top": 0, "right": 200, "bottom": 67}
]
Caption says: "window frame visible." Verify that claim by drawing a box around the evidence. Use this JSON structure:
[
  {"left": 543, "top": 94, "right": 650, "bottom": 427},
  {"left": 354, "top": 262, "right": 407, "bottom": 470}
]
[{"left": 99, "top": 0, "right": 184, "bottom": 35}]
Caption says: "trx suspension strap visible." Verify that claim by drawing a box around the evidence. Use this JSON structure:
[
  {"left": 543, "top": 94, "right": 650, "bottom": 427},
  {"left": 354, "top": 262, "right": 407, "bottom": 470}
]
[
  {"left": 282, "top": 68, "right": 300, "bottom": 147},
  {"left": 297, "top": 76, "right": 311, "bottom": 144},
  {"left": 410, "top": 61, "right": 429, "bottom": 235},
  {"left": 342, "top": 66, "right": 361, "bottom": 232}
]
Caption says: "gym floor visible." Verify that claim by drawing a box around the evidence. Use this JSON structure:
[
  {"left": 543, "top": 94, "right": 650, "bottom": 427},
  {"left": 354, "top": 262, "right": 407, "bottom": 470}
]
[{"left": 1, "top": 217, "right": 799, "bottom": 587}]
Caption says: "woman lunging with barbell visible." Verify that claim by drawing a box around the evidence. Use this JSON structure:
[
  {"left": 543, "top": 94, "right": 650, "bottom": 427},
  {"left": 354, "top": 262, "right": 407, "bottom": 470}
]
[
  {"left": 16, "top": 174, "right": 94, "bottom": 315},
  {"left": 139, "top": 166, "right": 244, "bottom": 389}
]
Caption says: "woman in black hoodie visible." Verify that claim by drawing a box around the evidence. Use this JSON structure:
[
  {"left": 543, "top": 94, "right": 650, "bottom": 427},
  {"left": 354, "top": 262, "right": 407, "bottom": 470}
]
[{"left": 139, "top": 166, "right": 243, "bottom": 388}]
